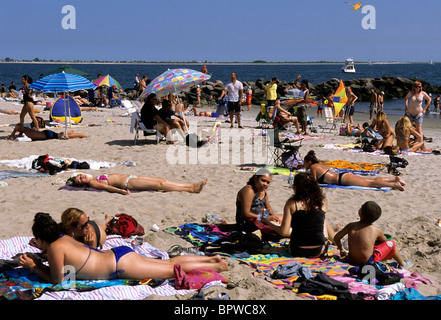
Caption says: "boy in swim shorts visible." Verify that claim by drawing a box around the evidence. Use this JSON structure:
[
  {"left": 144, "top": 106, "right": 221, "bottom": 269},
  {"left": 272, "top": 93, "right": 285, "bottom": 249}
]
[{"left": 333, "top": 201, "right": 411, "bottom": 268}]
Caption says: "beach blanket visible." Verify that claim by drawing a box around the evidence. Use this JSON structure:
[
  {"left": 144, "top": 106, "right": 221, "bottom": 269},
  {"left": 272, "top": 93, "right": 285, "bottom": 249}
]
[
  {"left": 321, "top": 143, "right": 433, "bottom": 156},
  {"left": 0, "top": 236, "right": 222, "bottom": 300},
  {"left": 167, "top": 223, "right": 438, "bottom": 300},
  {"left": 0, "top": 169, "right": 48, "bottom": 181},
  {"left": 319, "top": 184, "right": 391, "bottom": 192},
  {"left": 0, "top": 155, "right": 117, "bottom": 171}
]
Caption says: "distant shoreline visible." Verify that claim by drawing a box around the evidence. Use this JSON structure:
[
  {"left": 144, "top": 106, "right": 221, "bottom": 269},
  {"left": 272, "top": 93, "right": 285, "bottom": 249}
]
[{"left": 0, "top": 61, "right": 424, "bottom": 66}]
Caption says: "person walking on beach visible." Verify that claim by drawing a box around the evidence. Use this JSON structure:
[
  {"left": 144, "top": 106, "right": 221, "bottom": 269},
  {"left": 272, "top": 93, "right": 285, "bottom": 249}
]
[
  {"left": 219, "top": 72, "right": 243, "bottom": 128},
  {"left": 343, "top": 86, "right": 357, "bottom": 125},
  {"left": 19, "top": 75, "right": 40, "bottom": 130},
  {"left": 245, "top": 86, "right": 253, "bottom": 111},
  {"left": 264, "top": 78, "right": 278, "bottom": 108},
  {"left": 369, "top": 89, "right": 377, "bottom": 121},
  {"left": 404, "top": 80, "right": 431, "bottom": 143}
]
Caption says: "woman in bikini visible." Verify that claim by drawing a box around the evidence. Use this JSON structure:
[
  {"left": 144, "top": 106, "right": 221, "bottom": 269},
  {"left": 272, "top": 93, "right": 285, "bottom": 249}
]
[
  {"left": 18, "top": 213, "right": 228, "bottom": 284},
  {"left": 368, "top": 111, "right": 395, "bottom": 150},
  {"left": 395, "top": 116, "right": 432, "bottom": 154},
  {"left": 19, "top": 75, "right": 40, "bottom": 130},
  {"left": 304, "top": 150, "right": 406, "bottom": 191},
  {"left": 404, "top": 81, "right": 431, "bottom": 143},
  {"left": 66, "top": 172, "right": 207, "bottom": 195}
]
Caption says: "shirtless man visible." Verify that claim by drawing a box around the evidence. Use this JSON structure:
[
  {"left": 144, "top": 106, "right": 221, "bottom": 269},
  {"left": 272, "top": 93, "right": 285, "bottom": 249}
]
[{"left": 8, "top": 123, "right": 87, "bottom": 141}]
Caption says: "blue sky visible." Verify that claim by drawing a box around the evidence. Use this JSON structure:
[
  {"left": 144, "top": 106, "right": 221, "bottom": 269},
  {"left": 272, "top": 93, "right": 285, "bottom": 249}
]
[{"left": 1, "top": 0, "right": 440, "bottom": 62}]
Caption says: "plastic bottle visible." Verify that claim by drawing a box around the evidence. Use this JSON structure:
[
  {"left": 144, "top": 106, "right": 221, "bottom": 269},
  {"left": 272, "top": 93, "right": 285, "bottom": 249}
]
[
  {"left": 288, "top": 169, "right": 294, "bottom": 187},
  {"left": 203, "top": 213, "right": 226, "bottom": 224}
]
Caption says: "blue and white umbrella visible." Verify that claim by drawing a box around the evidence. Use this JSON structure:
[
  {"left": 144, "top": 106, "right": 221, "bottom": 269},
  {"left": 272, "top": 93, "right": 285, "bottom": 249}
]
[
  {"left": 29, "top": 72, "right": 96, "bottom": 134},
  {"left": 29, "top": 72, "right": 96, "bottom": 93}
]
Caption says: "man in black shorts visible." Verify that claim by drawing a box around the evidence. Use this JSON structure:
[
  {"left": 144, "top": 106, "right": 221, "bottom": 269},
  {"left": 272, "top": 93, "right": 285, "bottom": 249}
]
[
  {"left": 219, "top": 72, "right": 244, "bottom": 128},
  {"left": 8, "top": 123, "right": 87, "bottom": 141}
]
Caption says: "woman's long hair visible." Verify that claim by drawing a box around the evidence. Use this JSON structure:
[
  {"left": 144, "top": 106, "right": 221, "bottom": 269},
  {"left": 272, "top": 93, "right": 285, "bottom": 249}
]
[
  {"left": 395, "top": 116, "right": 413, "bottom": 136},
  {"left": 290, "top": 172, "right": 325, "bottom": 213}
]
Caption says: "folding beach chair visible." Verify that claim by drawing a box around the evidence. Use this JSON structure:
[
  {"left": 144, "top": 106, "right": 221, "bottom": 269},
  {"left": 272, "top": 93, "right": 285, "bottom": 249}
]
[
  {"left": 266, "top": 127, "right": 303, "bottom": 167},
  {"left": 321, "top": 106, "right": 338, "bottom": 133},
  {"left": 122, "top": 100, "right": 162, "bottom": 145}
]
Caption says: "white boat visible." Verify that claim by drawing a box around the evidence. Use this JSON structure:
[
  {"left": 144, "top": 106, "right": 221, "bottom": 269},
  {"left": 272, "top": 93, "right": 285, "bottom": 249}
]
[{"left": 342, "top": 58, "right": 356, "bottom": 73}]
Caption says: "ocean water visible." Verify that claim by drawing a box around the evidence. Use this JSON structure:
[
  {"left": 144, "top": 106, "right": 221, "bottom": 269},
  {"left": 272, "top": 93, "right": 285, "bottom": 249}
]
[{"left": 1, "top": 62, "right": 441, "bottom": 118}]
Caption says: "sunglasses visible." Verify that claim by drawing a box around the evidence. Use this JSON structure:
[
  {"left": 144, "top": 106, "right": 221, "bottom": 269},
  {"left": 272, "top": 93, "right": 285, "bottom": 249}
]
[
  {"left": 414, "top": 85, "right": 422, "bottom": 88},
  {"left": 77, "top": 217, "right": 89, "bottom": 230}
]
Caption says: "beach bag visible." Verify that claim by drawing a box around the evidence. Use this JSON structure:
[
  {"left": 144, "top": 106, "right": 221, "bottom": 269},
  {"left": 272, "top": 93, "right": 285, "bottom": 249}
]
[
  {"left": 31, "top": 154, "right": 67, "bottom": 175},
  {"left": 106, "top": 213, "right": 145, "bottom": 238},
  {"left": 173, "top": 264, "right": 228, "bottom": 290},
  {"left": 186, "top": 132, "right": 204, "bottom": 148},
  {"left": 281, "top": 147, "right": 303, "bottom": 169},
  {"left": 30, "top": 116, "right": 46, "bottom": 129}
]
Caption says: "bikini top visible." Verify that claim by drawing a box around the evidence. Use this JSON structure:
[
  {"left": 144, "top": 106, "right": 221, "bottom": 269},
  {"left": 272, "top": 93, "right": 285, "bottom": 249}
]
[
  {"left": 317, "top": 169, "right": 330, "bottom": 184},
  {"left": 96, "top": 174, "right": 109, "bottom": 183}
]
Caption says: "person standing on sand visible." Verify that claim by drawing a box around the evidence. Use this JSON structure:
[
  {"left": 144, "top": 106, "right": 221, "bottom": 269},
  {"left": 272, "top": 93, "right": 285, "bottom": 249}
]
[
  {"left": 369, "top": 89, "right": 377, "bottom": 121},
  {"left": 377, "top": 91, "right": 384, "bottom": 113},
  {"left": 219, "top": 72, "right": 243, "bottom": 128},
  {"left": 404, "top": 81, "right": 431, "bottom": 144},
  {"left": 343, "top": 86, "right": 357, "bottom": 125}
]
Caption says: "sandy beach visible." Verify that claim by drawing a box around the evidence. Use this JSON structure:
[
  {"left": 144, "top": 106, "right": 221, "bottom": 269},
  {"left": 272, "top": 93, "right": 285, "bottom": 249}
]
[{"left": 0, "top": 96, "right": 440, "bottom": 301}]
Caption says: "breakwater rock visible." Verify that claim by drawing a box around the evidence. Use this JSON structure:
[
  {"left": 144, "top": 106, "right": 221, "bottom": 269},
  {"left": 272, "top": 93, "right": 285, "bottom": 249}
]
[{"left": 123, "top": 76, "right": 441, "bottom": 104}]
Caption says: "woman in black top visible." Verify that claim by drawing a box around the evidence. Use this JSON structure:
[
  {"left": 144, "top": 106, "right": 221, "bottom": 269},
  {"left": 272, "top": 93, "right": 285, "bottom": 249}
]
[
  {"left": 20, "top": 75, "right": 40, "bottom": 130},
  {"left": 140, "top": 93, "right": 172, "bottom": 142},
  {"left": 263, "top": 172, "right": 336, "bottom": 257}
]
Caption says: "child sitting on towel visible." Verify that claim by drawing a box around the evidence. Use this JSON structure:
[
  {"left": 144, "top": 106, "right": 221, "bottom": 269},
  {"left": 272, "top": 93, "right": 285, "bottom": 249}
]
[{"left": 333, "top": 201, "right": 411, "bottom": 269}]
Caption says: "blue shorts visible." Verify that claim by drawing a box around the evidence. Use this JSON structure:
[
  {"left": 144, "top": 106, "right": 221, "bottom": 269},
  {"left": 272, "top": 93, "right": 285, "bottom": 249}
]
[{"left": 405, "top": 113, "right": 423, "bottom": 124}]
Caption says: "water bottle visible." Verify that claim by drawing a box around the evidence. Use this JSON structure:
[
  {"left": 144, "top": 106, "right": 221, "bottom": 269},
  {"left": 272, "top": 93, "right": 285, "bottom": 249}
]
[
  {"left": 203, "top": 213, "right": 226, "bottom": 224},
  {"left": 288, "top": 169, "right": 294, "bottom": 187}
]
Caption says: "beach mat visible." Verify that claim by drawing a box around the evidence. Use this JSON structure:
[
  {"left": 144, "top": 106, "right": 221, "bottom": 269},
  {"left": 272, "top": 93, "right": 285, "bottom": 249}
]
[
  {"left": 0, "top": 236, "right": 222, "bottom": 300},
  {"left": 319, "top": 184, "right": 391, "bottom": 192}
]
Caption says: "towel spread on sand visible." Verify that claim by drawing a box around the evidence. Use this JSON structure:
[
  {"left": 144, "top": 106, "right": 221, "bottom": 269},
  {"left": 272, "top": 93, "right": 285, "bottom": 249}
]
[
  {"left": 167, "top": 223, "right": 437, "bottom": 300},
  {"left": 0, "top": 236, "right": 222, "bottom": 300},
  {"left": 319, "top": 184, "right": 391, "bottom": 192},
  {"left": 0, "top": 155, "right": 117, "bottom": 171},
  {"left": 321, "top": 143, "right": 432, "bottom": 156}
]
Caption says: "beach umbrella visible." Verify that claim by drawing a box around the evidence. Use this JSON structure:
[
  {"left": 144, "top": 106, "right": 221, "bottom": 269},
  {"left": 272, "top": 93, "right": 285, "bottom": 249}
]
[
  {"left": 93, "top": 74, "right": 122, "bottom": 89},
  {"left": 138, "top": 68, "right": 211, "bottom": 100},
  {"left": 29, "top": 72, "right": 96, "bottom": 135},
  {"left": 138, "top": 68, "right": 211, "bottom": 141},
  {"left": 43, "top": 65, "right": 91, "bottom": 77}
]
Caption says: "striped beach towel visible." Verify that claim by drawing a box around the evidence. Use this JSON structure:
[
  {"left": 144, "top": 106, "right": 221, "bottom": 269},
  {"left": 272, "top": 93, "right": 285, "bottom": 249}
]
[{"left": 0, "top": 236, "right": 222, "bottom": 300}]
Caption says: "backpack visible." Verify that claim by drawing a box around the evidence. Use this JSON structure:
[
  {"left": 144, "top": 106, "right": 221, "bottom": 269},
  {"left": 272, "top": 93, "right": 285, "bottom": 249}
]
[
  {"left": 281, "top": 148, "right": 303, "bottom": 169},
  {"left": 31, "top": 116, "right": 46, "bottom": 129},
  {"left": 106, "top": 213, "right": 145, "bottom": 238}
]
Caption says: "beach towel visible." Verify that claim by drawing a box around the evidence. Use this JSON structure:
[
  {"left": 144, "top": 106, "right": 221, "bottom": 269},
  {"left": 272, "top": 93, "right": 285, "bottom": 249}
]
[
  {"left": 165, "top": 223, "right": 231, "bottom": 247},
  {"left": 319, "top": 184, "right": 391, "bottom": 192},
  {"left": 321, "top": 143, "right": 432, "bottom": 156},
  {"left": 0, "top": 236, "right": 223, "bottom": 300}
]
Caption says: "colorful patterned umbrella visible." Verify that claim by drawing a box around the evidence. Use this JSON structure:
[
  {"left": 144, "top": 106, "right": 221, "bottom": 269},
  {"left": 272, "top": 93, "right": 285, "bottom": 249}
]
[
  {"left": 29, "top": 72, "right": 96, "bottom": 93},
  {"left": 138, "top": 68, "right": 211, "bottom": 100},
  {"left": 93, "top": 74, "right": 122, "bottom": 89}
]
